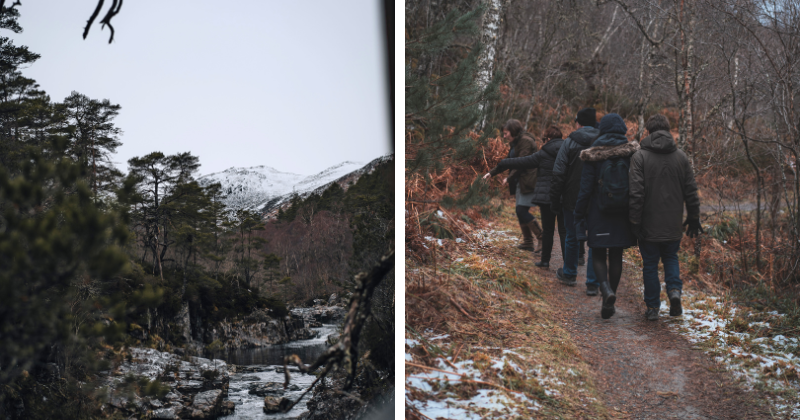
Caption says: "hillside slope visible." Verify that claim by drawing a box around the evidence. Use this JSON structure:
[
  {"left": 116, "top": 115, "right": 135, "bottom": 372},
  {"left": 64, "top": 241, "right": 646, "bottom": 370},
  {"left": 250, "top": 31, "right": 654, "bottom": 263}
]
[{"left": 197, "top": 155, "right": 393, "bottom": 216}]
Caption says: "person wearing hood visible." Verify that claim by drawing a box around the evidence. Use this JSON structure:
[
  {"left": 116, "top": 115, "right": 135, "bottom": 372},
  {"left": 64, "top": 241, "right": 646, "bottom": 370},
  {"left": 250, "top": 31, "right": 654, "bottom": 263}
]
[
  {"left": 493, "top": 126, "right": 566, "bottom": 268},
  {"left": 574, "top": 113, "right": 639, "bottom": 319},
  {"left": 629, "top": 114, "right": 701, "bottom": 321},
  {"left": 483, "top": 119, "right": 543, "bottom": 252},
  {"left": 550, "top": 107, "right": 600, "bottom": 293}
]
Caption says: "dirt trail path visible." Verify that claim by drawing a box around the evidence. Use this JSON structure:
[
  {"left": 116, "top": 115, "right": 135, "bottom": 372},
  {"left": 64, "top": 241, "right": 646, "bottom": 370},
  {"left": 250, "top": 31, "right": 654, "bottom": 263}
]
[{"left": 537, "top": 234, "right": 771, "bottom": 419}]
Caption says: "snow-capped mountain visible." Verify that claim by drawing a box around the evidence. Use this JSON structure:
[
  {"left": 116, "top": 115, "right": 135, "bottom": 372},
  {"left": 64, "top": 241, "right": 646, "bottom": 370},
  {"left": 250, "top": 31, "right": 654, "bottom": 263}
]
[{"left": 198, "top": 154, "right": 392, "bottom": 215}]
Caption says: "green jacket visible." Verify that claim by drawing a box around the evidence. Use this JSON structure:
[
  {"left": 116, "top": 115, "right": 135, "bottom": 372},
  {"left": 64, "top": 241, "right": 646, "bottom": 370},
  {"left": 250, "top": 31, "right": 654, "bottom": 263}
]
[{"left": 628, "top": 130, "right": 700, "bottom": 242}]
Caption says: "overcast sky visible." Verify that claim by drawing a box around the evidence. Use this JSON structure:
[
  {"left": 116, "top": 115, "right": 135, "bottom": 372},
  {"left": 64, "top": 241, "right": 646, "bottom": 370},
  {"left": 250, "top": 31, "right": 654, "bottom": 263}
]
[{"left": 9, "top": 1, "right": 391, "bottom": 176}]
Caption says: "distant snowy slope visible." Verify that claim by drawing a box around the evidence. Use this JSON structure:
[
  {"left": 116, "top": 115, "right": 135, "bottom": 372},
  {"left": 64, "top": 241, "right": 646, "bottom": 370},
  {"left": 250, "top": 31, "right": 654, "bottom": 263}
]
[
  {"left": 291, "top": 161, "right": 366, "bottom": 196},
  {"left": 197, "top": 156, "right": 391, "bottom": 214},
  {"left": 197, "top": 166, "right": 307, "bottom": 212}
]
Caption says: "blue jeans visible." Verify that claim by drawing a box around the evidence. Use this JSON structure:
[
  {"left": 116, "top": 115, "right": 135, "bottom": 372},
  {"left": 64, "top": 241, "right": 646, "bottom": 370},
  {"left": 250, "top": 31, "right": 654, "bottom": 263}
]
[
  {"left": 639, "top": 240, "right": 681, "bottom": 308},
  {"left": 562, "top": 210, "right": 597, "bottom": 286}
]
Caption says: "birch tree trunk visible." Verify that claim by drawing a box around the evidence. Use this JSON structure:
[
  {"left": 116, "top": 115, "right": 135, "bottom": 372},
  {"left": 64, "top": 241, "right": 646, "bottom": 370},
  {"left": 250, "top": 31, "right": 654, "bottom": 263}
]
[
  {"left": 475, "top": 0, "right": 505, "bottom": 131},
  {"left": 676, "top": 0, "right": 695, "bottom": 156}
]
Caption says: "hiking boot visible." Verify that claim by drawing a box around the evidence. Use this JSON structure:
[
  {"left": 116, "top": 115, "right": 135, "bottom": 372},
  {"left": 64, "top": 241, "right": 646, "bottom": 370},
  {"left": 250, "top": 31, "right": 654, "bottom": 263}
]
[
  {"left": 577, "top": 256, "right": 585, "bottom": 266},
  {"left": 557, "top": 268, "right": 577, "bottom": 287},
  {"left": 598, "top": 280, "right": 616, "bottom": 319},
  {"left": 534, "top": 261, "right": 549, "bottom": 268},
  {"left": 516, "top": 223, "right": 535, "bottom": 251},
  {"left": 668, "top": 289, "right": 682, "bottom": 316},
  {"left": 645, "top": 306, "right": 659, "bottom": 321},
  {"left": 586, "top": 284, "right": 598, "bottom": 296},
  {"left": 528, "top": 219, "right": 543, "bottom": 254},
  {"left": 598, "top": 281, "right": 615, "bottom": 304}
]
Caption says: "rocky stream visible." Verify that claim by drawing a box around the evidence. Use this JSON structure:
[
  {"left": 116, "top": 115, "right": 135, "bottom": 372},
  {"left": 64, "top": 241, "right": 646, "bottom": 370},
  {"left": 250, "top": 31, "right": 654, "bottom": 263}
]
[{"left": 101, "top": 303, "right": 346, "bottom": 419}]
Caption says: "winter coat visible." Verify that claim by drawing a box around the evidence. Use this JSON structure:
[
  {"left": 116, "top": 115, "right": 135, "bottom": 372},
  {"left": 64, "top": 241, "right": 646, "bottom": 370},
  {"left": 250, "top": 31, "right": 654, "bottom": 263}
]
[
  {"left": 489, "top": 132, "right": 539, "bottom": 195},
  {"left": 574, "top": 116, "right": 639, "bottom": 249},
  {"left": 495, "top": 138, "right": 564, "bottom": 206},
  {"left": 550, "top": 125, "right": 600, "bottom": 211},
  {"left": 628, "top": 130, "right": 700, "bottom": 242}
]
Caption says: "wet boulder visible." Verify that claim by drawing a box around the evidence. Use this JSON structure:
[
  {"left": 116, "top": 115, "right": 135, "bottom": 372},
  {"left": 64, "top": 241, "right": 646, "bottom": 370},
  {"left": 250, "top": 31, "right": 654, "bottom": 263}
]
[
  {"left": 101, "top": 348, "right": 232, "bottom": 419},
  {"left": 189, "top": 389, "right": 223, "bottom": 418},
  {"left": 263, "top": 396, "right": 292, "bottom": 413},
  {"left": 291, "top": 306, "right": 347, "bottom": 324},
  {"left": 326, "top": 332, "right": 341, "bottom": 346},
  {"left": 285, "top": 315, "right": 318, "bottom": 341},
  {"left": 248, "top": 381, "right": 300, "bottom": 396}
]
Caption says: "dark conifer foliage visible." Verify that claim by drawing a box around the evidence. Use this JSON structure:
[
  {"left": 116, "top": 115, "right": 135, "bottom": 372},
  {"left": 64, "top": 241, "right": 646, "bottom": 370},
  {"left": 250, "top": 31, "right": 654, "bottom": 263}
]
[{"left": 406, "top": 5, "right": 502, "bottom": 174}]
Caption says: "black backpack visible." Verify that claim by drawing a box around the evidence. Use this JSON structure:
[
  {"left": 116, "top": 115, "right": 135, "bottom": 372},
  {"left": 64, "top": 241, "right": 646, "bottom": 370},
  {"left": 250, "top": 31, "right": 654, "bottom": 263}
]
[{"left": 597, "top": 157, "right": 630, "bottom": 214}]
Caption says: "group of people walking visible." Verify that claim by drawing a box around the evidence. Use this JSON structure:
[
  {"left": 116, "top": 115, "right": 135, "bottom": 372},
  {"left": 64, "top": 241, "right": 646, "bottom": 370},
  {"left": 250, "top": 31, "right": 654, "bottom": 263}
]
[{"left": 484, "top": 109, "right": 702, "bottom": 320}]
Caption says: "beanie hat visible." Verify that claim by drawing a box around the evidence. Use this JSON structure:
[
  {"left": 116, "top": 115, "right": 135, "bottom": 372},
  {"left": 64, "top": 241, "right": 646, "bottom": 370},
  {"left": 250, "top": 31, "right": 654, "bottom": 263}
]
[
  {"left": 597, "top": 113, "right": 628, "bottom": 135},
  {"left": 575, "top": 108, "right": 597, "bottom": 127}
]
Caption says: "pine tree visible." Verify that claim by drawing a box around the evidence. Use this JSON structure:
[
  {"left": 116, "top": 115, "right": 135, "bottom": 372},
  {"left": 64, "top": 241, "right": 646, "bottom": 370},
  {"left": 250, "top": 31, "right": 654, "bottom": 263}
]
[
  {"left": 405, "top": 5, "right": 502, "bottom": 175},
  {"left": 62, "top": 91, "right": 123, "bottom": 201},
  {"left": 125, "top": 151, "right": 200, "bottom": 277},
  {"left": 0, "top": 7, "right": 49, "bottom": 175},
  {"left": 0, "top": 150, "right": 130, "bottom": 387},
  {"left": 231, "top": 209, "right": 266, "bottom": 291}
]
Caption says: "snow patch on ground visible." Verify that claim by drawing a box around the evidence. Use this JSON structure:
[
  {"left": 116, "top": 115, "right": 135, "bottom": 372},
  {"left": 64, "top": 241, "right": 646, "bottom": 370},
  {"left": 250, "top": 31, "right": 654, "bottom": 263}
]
[
  {"left": 662, "top": 292, "right": 800, "bottom": 418},
  {"left": 472, "top": 229, "right": 517, "bottom": 245},
  {"left": 406, "top": 340, "right": 565, "bottom": 419}
]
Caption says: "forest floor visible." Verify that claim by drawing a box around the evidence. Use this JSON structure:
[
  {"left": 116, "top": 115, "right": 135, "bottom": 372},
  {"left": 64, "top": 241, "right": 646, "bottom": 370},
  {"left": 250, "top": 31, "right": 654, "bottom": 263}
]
[{"left": 405, "top": 204, "right": 799, "bottom": 419}]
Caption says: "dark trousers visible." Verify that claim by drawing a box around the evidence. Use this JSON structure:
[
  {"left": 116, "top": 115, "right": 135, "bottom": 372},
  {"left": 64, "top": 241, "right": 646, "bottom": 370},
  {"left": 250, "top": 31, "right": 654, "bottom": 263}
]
[
  {"left": 515, "top": 205, "right": 534, "bottom": 224},
  {"left": 592, "top": 247, "right": 623, "bottom": 293},
  {"left": 639, "top": 240, "right": 681, "bottom": 309},
  {"left": 538, "top": 204, "right": 565, "bottom": 262}
]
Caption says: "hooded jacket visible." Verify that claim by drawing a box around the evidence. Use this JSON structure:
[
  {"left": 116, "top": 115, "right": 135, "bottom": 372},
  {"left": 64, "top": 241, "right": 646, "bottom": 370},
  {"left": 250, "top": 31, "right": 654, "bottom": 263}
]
[
  {"left": 489, "top": 132, "right": 539, "bottom": 195},
  {"left": 495, "top": 138, "right": 564, "bottom": 205},
  {"left": 574, "top": 114, "right": 639, "bottom": 249},
  {"left": 629, "top": 130, "right": 700, "bottom": 242},
  {"left": 550, "top": 125, "right": 600, "bottom": 211}
]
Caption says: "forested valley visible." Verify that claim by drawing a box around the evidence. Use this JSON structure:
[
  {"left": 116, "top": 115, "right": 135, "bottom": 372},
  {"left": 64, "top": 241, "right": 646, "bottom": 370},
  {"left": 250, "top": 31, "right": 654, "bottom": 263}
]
[
  {"left": 406, "top": 0, "right": 800, "bottom": 418},
  {"left": 0, "top": 6, "right": 394, "bottom": 420}
]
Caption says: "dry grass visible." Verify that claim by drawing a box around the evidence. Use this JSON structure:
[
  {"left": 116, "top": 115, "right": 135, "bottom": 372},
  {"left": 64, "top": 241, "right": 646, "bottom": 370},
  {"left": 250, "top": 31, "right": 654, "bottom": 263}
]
[{"left": 405, "top": 200, "right": 611, "bottom": 419}]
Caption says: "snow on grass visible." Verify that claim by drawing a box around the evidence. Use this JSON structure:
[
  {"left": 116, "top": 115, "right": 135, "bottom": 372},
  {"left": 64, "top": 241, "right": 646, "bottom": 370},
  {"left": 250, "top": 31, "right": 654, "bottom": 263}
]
[
  {"left": 406, "top": 344, "right": 567, "bottom": 419},
  {"left": 407, "top": 389, "right": 540, "bottom": 420},
  {"left": 662, "top": 292, "right": 800, "bottom": 418},
  {"left": 471, "top": 228, "right": 517, "bottom": 246}
]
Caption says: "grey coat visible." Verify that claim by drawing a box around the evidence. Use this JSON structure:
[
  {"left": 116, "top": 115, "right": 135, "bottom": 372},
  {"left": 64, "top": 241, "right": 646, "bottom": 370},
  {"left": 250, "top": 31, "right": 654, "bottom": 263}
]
[{"left": 628, "top": 130, "right": 700, "bottom": 242}]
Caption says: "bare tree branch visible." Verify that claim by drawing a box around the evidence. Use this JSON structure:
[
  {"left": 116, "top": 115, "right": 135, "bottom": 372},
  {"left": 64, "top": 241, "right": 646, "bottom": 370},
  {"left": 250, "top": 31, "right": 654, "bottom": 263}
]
[
  {"left": 99, "top": 0, "right": 123, "bottom": 44},
  {"left": 83, "top": 0, "right": 105, "bottom": 40},
  {"left": 281, "top": 250, "right": 395, "bottom": 412}
]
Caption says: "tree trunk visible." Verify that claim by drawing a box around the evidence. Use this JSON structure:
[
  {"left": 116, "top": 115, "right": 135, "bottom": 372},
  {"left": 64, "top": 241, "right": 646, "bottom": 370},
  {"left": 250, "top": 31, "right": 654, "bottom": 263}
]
[{"left": 475, "top": 0, "right": 505, "bottom": 131}]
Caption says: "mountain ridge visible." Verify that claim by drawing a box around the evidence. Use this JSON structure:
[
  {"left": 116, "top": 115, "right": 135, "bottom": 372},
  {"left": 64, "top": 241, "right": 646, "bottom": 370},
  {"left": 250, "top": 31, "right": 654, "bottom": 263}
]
[{"left": 197, "top": 154, "right": 393, "bottom": 216}]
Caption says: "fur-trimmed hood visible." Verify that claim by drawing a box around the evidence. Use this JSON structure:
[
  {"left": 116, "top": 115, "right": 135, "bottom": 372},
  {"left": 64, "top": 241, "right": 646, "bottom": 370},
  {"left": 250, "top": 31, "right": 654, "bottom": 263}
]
[{"left": 580, "top": 140, "right": 640, "bottom": 162}]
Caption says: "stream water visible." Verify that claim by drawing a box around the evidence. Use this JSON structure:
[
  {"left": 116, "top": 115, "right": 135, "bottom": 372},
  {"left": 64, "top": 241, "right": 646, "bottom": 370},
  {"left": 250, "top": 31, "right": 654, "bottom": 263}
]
[{"left": 218, "top": 324, "right": 338, "bottom": 419}]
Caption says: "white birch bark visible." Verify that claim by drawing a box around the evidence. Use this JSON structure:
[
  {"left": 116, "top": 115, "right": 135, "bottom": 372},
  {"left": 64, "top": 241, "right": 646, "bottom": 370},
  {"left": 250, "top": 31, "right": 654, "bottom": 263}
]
[{"left": 476, "top": 0, "right": 505, "bottom": 131}]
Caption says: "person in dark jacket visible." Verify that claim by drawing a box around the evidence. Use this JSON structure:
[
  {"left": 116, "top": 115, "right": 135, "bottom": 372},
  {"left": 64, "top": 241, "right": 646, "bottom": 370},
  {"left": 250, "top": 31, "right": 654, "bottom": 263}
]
[
  {"left": 575, "top": 113, "right": 639, "bottom": 319},
  {"left": 551, "top": 108, "right": 600, "bottom": 292},
  {"left": 483, "top": 119, "right": 543, "bottom": 252},
  {"left": 495, "top": 126, "right": 566, "bottom": 268},
  {"left": 629, "top": 114, "right": 701, "bottom": 321}
]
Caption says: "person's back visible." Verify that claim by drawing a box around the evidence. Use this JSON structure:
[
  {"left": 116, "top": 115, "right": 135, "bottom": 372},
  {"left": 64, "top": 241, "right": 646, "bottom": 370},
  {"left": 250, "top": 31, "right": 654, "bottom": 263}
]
[
  {"left": 629, "top": 114, "right": 701, "bottom": 321},
  {"left": 629, "top": 129, "right": 698, "bottom": 242},
  {"left": 494, "top": 126, "right": 568, "bottom": 268},
  {"left": 574, "top": 113, "right": 638, "bottom": 319},
  {"left": 550, "top": 108, "right": 600, "bottom": 290}
]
